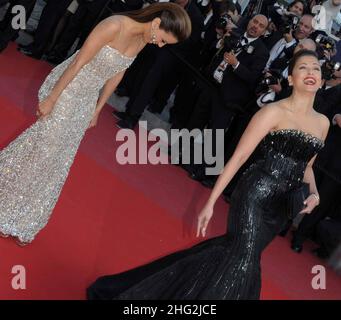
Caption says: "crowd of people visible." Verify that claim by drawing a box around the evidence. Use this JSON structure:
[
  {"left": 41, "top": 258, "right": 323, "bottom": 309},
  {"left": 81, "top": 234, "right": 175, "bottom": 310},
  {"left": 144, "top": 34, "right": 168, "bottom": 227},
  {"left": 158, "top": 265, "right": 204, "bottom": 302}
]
[{"left": 0, "top": 0, "right": 340, "bottom": 273}]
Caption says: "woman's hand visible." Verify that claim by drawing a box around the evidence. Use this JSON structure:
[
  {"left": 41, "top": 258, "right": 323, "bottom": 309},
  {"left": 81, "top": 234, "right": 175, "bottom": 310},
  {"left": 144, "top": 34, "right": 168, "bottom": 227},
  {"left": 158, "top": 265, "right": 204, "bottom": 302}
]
[
  {"left": 37, "top": 97, "right": 56, "bottom": 118},
  {"left": 88, "top": 110, "right": 100, "bottom": 129},
  {"left": 196, "top": 203, "right": 214, "bottom": 237},
  {"left": 300, "top": 194, "right": 319, "bottom": 214}
]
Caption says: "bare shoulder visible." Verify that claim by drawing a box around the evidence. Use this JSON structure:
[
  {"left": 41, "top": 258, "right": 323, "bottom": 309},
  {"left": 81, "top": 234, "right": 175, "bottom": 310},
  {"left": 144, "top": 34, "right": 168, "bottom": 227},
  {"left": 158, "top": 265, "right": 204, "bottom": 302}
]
[
  {"left": 86, "top": 15, "right": 128, "bottom": 46},
  {"left": 97, "top": 15, "right": 123, "bottom": 31},
  {"left": 257, "top": 101, "right": 286, "bottom": 120},
  {"left": 314, "top": 111, "right": 330, "bottom": 139},
  {"left": 105, "top": 15, "right": 134, "bottom": 29},
  {"left": 245, "top": 102, "right": 282, "bottom": 133},
  {"left": 316, "top": 112, "right": 330, "bottom": 128}
]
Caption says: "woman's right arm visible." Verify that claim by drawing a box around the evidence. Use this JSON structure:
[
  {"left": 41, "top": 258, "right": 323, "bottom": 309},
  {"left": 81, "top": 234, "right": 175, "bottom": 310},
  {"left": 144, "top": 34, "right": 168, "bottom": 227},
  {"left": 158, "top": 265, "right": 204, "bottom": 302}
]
[
  {"left": 38, "top": 17, "right": 121, "bottom": 117},
  {"left": 197, "top": 104, "right": 280, "bottom": 237}
]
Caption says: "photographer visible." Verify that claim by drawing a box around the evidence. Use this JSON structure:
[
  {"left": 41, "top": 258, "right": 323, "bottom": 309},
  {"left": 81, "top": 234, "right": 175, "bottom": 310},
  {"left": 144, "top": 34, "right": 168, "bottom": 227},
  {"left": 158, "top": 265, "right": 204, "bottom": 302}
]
[
  {"left": 187, "top": 14, "right": 269, "bottom": 182},
  {"left": 314, "top": 33, "right": 341, "bottom": 88},
  {"left": 266, "top": 14, "right": 314, "bottom": 71},
  {"left": 262, "top": 0, "right": 306, "bottom": 51},
  {"left": 269, "top": 0, "right": 306, "bottom": 26},
  {"left": 200, "top": 1, "right": 239, "bottom": 70}
]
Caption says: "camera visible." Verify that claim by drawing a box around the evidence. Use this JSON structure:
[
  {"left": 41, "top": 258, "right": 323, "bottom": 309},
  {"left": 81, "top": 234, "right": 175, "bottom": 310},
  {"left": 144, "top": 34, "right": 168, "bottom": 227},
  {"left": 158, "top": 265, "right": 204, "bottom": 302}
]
[
  {"left": 321, "top": 60, "right": 341, "bottom": 81},
  {"left": 278, "top": 13, "right": 300, "bottom": 35},
  {"left": 216, "top": 13, "right": 232, "bottom": 31},
  {"left": 255, "top": 69, "right": 283, "bottom": 95},
  {"left": 222, "top": 29, "right": 242, "bottom": 53},
  {"left": 315, "top": 34, "right": 336, "bottom": 52}
]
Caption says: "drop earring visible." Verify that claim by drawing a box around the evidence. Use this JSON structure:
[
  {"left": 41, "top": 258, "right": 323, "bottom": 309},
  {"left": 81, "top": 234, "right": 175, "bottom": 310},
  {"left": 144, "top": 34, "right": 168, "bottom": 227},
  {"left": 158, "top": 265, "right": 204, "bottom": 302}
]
[
  {"left": 152, "top": 33, "right": 157, "bottom": 44},
  {"left": 151, "top": 26, "right": 157, "bottom": 44}
]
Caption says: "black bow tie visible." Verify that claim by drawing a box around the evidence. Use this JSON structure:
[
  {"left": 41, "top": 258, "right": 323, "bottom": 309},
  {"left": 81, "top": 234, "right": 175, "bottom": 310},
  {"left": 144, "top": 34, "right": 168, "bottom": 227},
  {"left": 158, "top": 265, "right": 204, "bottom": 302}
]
[
  {"left": 236, "top": 37, "right": 248, "bottom": 49},
  {"left": 241, "top": 36, "right": 249, "bottom": 44}
]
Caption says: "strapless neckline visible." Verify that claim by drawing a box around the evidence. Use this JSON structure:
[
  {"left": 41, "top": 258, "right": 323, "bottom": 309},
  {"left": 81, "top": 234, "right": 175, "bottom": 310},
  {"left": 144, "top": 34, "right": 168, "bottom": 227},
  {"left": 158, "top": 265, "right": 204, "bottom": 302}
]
[
  {"left": 268, "top": 128, "right": 324, "bottom": 145},
  {"left": 104, "top": 45, "right": 136, "bottom": 60}
]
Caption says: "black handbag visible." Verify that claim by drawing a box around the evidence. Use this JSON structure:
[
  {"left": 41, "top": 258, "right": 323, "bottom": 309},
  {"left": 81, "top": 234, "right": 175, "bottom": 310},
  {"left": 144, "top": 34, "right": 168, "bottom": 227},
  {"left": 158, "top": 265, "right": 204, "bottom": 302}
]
[{"left": 286, "top": 182, "right": 310, "bottom": 220}]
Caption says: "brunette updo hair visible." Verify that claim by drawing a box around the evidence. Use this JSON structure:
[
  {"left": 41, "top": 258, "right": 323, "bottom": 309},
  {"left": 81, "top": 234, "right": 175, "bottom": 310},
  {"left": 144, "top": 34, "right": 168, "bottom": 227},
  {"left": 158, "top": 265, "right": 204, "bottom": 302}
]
[{"left": 120, "top": 2, "right": 192, "bottom": 42}]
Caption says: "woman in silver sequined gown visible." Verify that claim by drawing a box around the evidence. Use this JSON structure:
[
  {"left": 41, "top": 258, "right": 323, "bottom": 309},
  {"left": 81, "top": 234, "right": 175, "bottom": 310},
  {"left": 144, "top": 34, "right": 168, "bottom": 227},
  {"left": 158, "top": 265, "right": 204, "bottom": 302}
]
[
  {"left": 87, "top": 50, "right": 330, "bottom": 299},
  {"left": 0, "top": 3, "right": 192, "bottom": 244}
]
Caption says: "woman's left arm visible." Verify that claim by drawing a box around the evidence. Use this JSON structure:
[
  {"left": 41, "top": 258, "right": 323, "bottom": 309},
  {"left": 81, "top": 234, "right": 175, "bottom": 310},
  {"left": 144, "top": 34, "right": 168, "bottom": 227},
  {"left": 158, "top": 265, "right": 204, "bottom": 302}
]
[
  {"left": 301, "top": 154, "right": 320, "bottom": 213},
  {"left": 88, "top": 71, "right": 125, "bottom": 128},
  {"left": 300, "top": 116, "right": 330, "bottom": 213}
]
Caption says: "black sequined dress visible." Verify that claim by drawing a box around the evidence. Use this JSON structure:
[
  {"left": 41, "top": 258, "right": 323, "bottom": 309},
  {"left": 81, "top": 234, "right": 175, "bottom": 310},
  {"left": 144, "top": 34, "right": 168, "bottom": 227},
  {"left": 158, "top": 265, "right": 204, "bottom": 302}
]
[{"left": 87, "top": 129, "right": 324, "bottom": 300}]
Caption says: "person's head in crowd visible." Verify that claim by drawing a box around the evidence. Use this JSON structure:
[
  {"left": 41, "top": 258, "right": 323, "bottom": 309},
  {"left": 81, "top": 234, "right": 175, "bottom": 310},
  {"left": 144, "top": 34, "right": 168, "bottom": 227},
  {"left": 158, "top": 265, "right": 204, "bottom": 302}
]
[
  {"left": 294, "top": 38, "right": 317, "bottom": 54},
  {"left": 246, "top": 14, "right": 269, "bottom": 38},
  {"left": 294, "top": 14, "right": 314, "bottom": 40},
  {"left": 196, "top": 0, "right": 212, "bottom": 15},
  {"left": 220, "top": 0, "right": 239, "bottom": 23},
  {"left": 331, "top": 0, "right": 341, "bottom": 7},
  {"left": 288, "top": 0, "right": 306, "bottom": 17},
  {"left": 122, "top": 2, "right": 192, "bottom": 47},
  {"left": 288, "top": 50, "right": 322, "bottom": 94},
  {"left": 215, "top": 1, "right": 238, "bottom": 37},
  {"left": 268, "top": 0, "right": 306, "bottom": 31}
]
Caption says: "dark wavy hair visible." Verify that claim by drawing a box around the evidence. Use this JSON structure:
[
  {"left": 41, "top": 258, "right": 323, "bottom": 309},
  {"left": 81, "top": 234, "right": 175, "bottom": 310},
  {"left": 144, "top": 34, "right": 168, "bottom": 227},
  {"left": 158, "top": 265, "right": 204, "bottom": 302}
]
[
  {"left": 288, "top": 49, "right": 319, "bottom": 75},
  {"left": 118, "top": 2, "right": 192, "bottom": 42},
  {"left": 288, "top": 0, "right": 308, "bottom": 15}
]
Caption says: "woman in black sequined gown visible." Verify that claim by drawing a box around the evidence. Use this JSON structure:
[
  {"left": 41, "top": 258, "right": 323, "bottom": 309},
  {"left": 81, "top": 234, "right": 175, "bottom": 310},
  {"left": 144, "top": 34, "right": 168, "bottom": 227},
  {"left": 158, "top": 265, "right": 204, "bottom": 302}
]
[{"left": 87, "top": 50, "right": 330, "bottom": 299}]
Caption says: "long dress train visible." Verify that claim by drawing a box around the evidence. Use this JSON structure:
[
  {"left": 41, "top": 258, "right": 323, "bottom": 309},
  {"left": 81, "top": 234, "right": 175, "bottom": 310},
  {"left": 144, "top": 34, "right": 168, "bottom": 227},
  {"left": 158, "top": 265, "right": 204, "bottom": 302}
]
[
  {"left": 0, "top": 45, "right": 135, "bottom": 243},
  {"left": 87, "top": 129, "right": 324, "bottom": 299}
]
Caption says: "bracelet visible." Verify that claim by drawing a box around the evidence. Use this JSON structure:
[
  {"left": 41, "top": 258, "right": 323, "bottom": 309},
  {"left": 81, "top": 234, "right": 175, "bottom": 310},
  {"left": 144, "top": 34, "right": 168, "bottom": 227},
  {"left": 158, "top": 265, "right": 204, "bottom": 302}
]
[{"left": 310, "top": 193, "right": 320, "bottom": 204}]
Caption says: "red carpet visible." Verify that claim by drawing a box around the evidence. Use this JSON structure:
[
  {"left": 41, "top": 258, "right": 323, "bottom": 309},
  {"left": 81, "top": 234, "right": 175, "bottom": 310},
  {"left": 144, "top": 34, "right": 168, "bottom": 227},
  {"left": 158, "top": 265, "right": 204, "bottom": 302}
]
[{"left": 0, "top": 43, "right": 340, "bottom": 300}]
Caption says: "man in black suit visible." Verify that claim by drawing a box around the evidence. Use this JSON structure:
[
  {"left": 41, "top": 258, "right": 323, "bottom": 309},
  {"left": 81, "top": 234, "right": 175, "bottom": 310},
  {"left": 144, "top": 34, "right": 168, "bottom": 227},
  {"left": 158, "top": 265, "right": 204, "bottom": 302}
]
[
  {"left": 187, "top": 14, "right": 269, "bottom": 181},
  {"left": 114, "top": 0, "right": 204, "bottom": 129},
  {"left": 291, "top": 84, "right": 341, "bottom": 253},
  {"left": 266, "top": 14, "right": 314, "bottom": 72}
]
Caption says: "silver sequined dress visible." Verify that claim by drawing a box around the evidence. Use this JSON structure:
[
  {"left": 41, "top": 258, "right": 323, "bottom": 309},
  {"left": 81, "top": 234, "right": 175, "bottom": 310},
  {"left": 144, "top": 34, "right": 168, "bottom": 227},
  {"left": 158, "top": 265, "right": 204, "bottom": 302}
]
[{"left": 0, "top": 45, "right": 135, "bottom": 243}]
